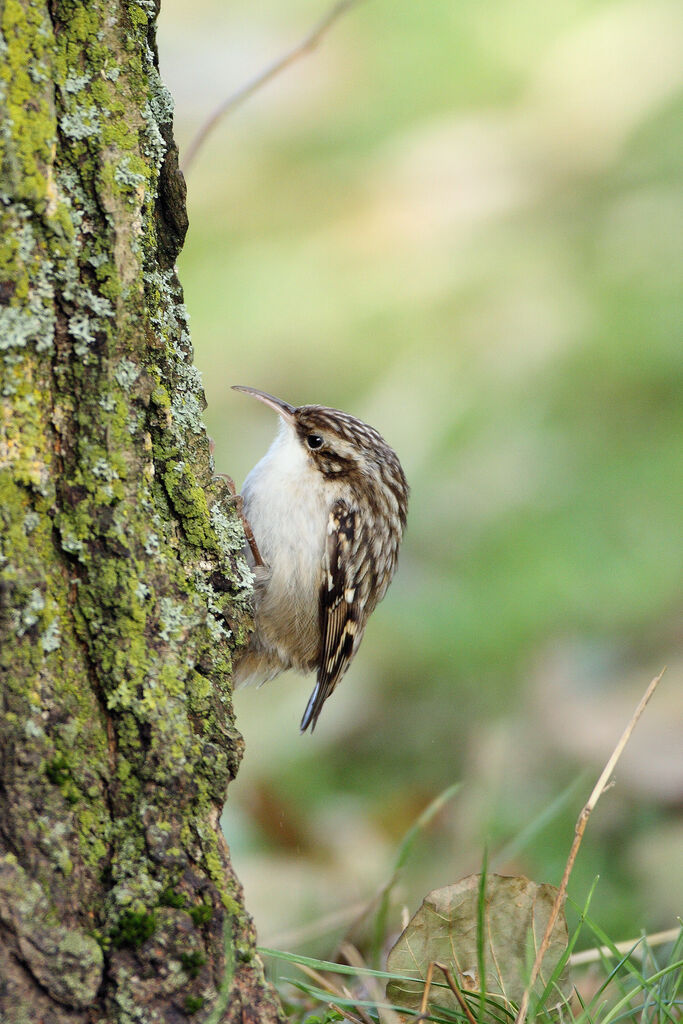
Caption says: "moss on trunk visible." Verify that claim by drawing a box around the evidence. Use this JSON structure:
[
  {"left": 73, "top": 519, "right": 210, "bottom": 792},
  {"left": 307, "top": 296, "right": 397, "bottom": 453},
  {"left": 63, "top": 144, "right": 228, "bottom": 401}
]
[{"left": 0, "top": 1, "right": 282, "bottom": 1021}]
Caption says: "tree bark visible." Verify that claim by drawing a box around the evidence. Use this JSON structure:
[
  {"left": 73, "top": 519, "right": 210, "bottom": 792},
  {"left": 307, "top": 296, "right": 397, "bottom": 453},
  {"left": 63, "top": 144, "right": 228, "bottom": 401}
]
[{"left": 0, "top": 1, "right": 282, "bottom": 1021}]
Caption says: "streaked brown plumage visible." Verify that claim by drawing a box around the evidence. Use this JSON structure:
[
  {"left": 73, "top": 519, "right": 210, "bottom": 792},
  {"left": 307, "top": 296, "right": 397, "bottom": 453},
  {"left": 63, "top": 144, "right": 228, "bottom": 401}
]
[{"left": 231, "top": 386, "right": 409, "bottom": 732}]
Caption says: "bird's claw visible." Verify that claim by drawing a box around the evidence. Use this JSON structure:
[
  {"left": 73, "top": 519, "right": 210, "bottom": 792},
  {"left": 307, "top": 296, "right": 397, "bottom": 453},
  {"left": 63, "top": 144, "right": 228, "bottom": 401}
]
[{"left": 216, "top": 471, "right": 238, "bottom": 497}]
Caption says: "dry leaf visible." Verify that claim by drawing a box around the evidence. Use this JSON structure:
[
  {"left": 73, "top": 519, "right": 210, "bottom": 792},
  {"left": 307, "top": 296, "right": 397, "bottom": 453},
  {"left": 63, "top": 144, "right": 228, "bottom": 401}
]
[{"left": 386, "top": 874, "right": 571, "bottom": 1022}]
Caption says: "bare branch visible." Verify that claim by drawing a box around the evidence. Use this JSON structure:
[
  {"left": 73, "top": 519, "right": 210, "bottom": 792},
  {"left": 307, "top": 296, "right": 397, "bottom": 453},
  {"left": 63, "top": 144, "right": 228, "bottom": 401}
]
[
  {"left": 514, "top": 668, "right": 666, "bottom": 1024},
  {"left": 182, "top": 0, "right": 368, "bottom": 173}
]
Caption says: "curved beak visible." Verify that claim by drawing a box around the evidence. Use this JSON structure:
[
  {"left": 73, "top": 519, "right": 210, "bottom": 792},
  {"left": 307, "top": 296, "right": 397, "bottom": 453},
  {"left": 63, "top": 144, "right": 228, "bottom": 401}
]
[{"left": 232, "top": 385, "right": 296, "bottom": 424}]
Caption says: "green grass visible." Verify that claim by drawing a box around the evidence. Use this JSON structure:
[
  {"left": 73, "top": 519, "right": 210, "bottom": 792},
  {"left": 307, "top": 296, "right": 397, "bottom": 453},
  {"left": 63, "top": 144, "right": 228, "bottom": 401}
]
[
  {"left": 256, "top": 772, "right": 681, "bottom": 1022},
  {"left": 260, "top": 912, "right": 682, "bottom": 1024}
]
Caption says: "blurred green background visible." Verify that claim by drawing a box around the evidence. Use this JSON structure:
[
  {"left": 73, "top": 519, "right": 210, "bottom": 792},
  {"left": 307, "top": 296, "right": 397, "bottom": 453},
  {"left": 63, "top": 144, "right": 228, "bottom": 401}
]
[{"left": 158, "top": 0, "right": 683, "bottom": 955}]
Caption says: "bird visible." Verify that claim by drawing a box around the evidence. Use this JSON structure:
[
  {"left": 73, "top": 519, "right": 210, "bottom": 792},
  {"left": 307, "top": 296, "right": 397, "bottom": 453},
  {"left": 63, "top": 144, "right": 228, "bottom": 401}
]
[{"left": 231, "top": 386, "right": 409, "bottom": 733}]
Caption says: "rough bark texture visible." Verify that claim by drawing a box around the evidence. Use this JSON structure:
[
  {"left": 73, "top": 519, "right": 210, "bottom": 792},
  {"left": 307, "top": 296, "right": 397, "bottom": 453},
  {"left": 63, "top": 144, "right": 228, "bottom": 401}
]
[{"left": 0, "top": 1, "right": 282, "bottom": 1021}]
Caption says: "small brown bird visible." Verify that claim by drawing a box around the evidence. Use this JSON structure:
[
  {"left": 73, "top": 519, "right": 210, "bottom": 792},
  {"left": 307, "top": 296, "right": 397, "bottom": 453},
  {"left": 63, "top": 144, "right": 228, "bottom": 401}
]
[{"left": 232, "top": 386, "right": 409, "bottom": 732}]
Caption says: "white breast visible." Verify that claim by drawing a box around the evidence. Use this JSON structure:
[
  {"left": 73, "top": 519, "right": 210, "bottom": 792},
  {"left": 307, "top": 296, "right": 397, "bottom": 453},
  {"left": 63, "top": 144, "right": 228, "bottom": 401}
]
[{"left": 241, "top": 422, "right": 330, "bottom": 671}]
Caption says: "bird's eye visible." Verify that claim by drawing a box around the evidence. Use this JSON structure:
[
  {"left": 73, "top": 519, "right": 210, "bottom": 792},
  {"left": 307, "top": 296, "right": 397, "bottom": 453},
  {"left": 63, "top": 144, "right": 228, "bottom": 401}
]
[{"left": 306, "top": 434, "right": 324, "bottom": 450}]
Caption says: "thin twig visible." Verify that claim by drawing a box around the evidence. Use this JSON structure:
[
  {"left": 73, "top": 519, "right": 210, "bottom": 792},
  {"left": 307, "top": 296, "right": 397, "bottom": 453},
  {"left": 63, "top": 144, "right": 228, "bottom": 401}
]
[
  {"left": 182, "top": 0, "right": 368, "bottom": 173},
  {"left": 433, "top": 962, "right": 479, "bottom": 1024},
  {"left": 329, "top": 1004, "right": 367, "bottom": 1024},
  {"left": 420, "top": 961, "right": 436, "bottom": 1017},
  {"left": 341, "top": 984, "right": 375, "bottom": 1024},
  {"left": 262, "top": 899, "right": 368, "bottom": 949},
  {"left": 514, "top": 668, "right": 666, "bottom": 1024},
  {"left": 339, "top": 941, "right": 384, "bottom": 1002},
  {"left": 295, "top": 961, "right": 347, "bottom": 998},
  {"left": 570, "top": 927, "right": 681, "bottom": 967},
  {"left": 263, "top": 785, "right": 460, "bottom": 953},
  {"left": 294, "top": 960, "right": 374, "bottom": 1024}
]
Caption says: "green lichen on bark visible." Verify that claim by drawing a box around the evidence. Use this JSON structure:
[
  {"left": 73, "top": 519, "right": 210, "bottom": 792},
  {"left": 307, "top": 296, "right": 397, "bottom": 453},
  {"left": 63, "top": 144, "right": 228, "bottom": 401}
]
[{"left": 0, "top": 1, "right": 281, "bottom": 1022}]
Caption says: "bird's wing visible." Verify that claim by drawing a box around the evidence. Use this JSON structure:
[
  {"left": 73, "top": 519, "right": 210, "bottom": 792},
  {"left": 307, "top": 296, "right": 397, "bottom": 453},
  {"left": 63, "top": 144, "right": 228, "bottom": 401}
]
[{"left": 300, "top": 499, "right": 365, "bottom": 732}]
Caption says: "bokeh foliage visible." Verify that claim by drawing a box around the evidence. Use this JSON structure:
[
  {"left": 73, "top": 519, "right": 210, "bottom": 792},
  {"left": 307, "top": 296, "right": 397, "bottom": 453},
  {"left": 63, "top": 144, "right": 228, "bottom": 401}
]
[{"left": 159, "top": 0, "right": 683, "bottom": 953}]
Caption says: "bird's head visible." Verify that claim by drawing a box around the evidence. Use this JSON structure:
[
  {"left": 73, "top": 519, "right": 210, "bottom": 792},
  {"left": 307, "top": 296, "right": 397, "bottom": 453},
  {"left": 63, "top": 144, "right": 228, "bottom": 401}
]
[{"left": 232, "top": 385, "right": 408, "bottom": 522}]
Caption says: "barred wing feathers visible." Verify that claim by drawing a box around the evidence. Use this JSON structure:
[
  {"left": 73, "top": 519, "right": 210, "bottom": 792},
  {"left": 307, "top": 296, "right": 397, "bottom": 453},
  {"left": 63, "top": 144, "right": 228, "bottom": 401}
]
[{"left": 300, "top": 500, "right": 368, "bottom": 733}]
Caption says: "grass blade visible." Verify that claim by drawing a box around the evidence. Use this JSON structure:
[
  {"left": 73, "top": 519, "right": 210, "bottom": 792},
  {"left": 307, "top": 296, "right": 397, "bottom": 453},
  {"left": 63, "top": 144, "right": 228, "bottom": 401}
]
[{"left": 371, "top": 782, "right": 462, "bottom": 968}]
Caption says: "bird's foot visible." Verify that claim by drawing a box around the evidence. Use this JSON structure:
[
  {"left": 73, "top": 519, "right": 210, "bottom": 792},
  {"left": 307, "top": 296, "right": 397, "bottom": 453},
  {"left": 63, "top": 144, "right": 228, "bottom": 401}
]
[
  {"left": 216, "top": 479, "right": 265, "bottom": 568},
  {"left": 241, "top": 507, "right": 266, "bottom": 568},
  {"left": 216, "top": 470, "right": 238, "bottom": 496},
  {"left": 210, "top": 442, "right": 266, "bottom": 568}
]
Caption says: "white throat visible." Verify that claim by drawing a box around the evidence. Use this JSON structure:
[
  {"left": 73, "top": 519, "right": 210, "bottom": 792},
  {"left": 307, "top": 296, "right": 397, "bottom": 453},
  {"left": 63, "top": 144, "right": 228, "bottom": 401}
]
[{"left": 241, "top": 420, "right": 329, "bottom": 571}]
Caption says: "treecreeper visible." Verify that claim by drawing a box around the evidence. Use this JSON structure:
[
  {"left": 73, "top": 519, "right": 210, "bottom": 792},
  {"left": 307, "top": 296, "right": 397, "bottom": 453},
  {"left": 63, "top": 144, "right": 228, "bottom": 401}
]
[{"left": 231, "top": 386, "right": 409, "bottom": 732}]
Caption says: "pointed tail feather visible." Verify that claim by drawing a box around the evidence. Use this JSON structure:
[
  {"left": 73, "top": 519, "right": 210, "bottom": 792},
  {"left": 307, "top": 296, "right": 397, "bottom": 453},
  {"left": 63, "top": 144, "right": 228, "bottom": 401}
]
[{"left": 300, "top": 680, "right": 330, "bottom": 733}]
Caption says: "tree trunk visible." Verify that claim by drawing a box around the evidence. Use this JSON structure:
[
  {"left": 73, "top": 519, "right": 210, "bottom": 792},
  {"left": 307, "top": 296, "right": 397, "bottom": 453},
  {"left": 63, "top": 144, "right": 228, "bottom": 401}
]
[{"left": 0, "top": 1, "right": 281, "bottom": 1021}]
